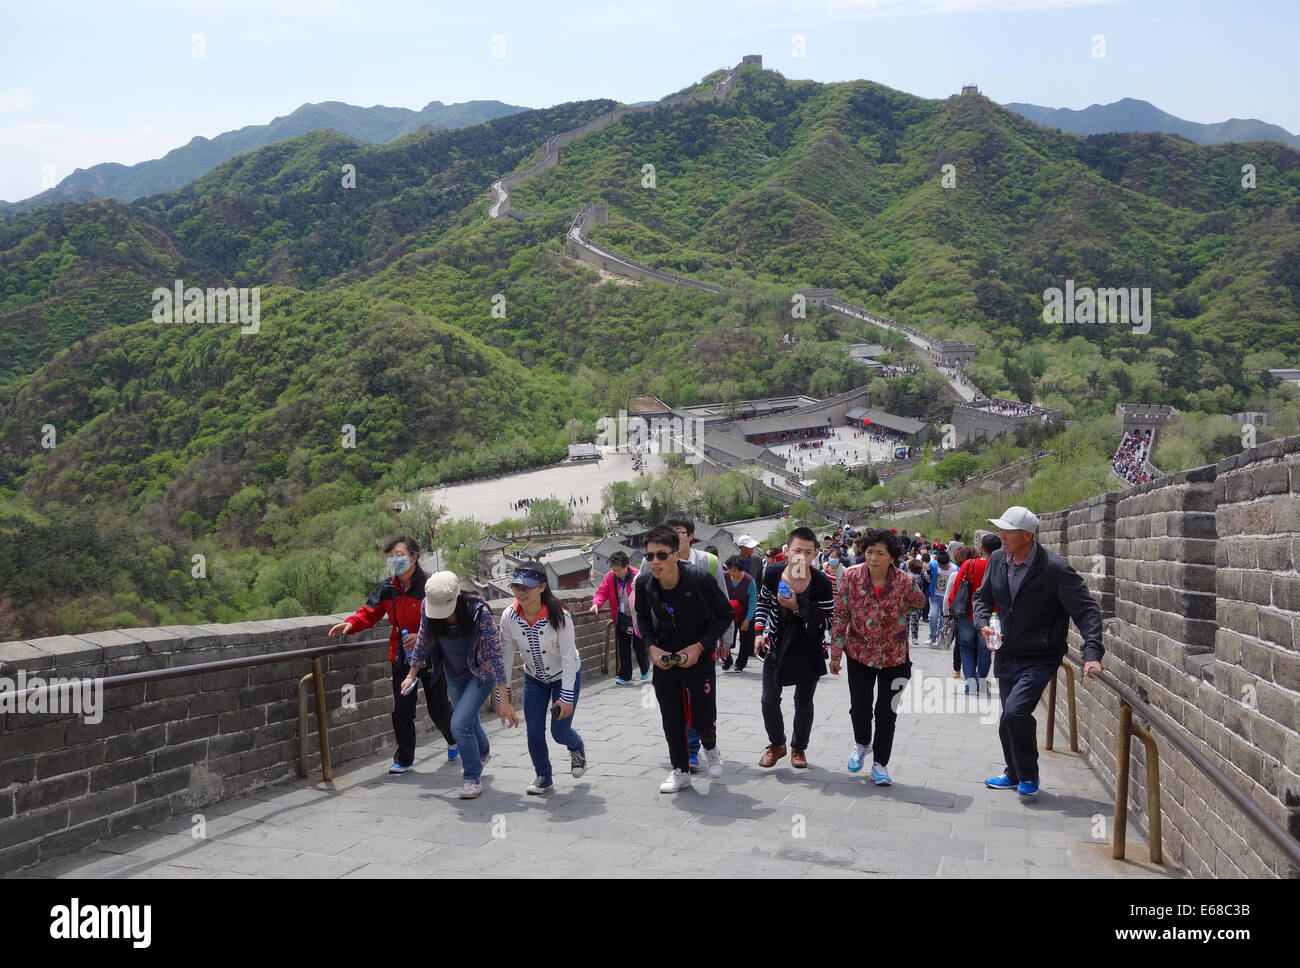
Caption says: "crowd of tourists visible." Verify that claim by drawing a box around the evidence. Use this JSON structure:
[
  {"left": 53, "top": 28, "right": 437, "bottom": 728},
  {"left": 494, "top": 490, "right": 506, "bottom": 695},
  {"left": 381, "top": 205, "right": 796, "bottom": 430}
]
[
  {"left": 1113, "top": 428, "right": 1155, "bottom": 485},
  {"left": 330, "top": 508, "right": 1104, "bottom": 802}
]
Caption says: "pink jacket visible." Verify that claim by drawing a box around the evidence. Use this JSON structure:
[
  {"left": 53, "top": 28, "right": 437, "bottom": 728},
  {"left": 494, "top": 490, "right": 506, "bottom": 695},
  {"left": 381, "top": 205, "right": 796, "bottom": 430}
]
[{"left": 592, "top": 566, "right": 640, "bottom": 635}]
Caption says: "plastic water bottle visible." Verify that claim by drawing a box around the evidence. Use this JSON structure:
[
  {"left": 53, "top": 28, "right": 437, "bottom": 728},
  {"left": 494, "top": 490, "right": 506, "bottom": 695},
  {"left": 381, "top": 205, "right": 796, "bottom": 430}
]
[
  {"left": 778, "top": 581, "right": 792, "bottom": 599},
  {"left": 988, "top": 616, "right": 1002, "bottom": 652},
  {"left": 401, "top": 629, "right": 412, "bottom": 663}
]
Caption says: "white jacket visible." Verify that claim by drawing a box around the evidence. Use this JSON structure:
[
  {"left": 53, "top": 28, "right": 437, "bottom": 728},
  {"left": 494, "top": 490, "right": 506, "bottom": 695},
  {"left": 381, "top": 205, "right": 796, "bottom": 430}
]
[{"left": 500, "top": 604, "right": 580, "bottom": 702}]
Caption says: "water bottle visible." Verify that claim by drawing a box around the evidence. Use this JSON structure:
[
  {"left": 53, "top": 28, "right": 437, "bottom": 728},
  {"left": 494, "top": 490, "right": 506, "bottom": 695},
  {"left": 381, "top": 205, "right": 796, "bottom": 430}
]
[
  {"left": 988, "top": 616, "right": 1002, "bottom": 652},
  {"left": 401, "top": 629, "right": 413, "bottom": 663},
  {"left": 778, "top": 581, "right": 792, "bottom": 599}
]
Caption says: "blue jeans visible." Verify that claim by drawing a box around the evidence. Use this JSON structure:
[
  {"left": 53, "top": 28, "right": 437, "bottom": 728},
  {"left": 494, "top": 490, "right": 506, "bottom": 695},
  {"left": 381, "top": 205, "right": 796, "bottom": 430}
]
[
  {"left": 956, "top": 617, "right": 990, "bottom": 685},
  {"left": 444, "top": 669, "right": 495, "bottom": 782},
  {"left": 928, "top": 593, "right": 945, "bottom": 640},
  {"left": 522, "top": 671, "right": 584, "bottom": 782}
]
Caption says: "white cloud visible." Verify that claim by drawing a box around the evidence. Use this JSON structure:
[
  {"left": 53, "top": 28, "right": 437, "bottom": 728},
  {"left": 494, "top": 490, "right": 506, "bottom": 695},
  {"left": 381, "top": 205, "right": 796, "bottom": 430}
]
[{"left": 0, "top": 89, "right": 36, "bottom": 111}]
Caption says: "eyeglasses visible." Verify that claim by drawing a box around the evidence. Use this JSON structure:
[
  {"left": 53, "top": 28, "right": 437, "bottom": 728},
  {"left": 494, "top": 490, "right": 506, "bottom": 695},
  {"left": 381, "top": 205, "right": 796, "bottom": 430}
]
[{"left": 645, "top": 550, "right": 673, "bottom": 561}]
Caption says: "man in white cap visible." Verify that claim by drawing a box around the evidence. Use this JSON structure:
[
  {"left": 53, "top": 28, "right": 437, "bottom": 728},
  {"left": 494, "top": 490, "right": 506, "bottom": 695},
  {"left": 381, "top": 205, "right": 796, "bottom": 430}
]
[
  {"left": 735, "top": 534, "right": 765, "bottom": 587},
  {"left": 973, "top": 505, "right": 1104, "bottom": 798}
]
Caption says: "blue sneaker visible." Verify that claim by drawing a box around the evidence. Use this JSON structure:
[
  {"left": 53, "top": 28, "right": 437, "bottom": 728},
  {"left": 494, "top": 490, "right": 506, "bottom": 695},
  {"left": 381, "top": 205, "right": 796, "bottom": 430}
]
[
  {"left": 615, "top": 677, "right": 632, "bottom": 685},
  {"left": 870, "top": 763, "right": 892, "bottom": 786},
  {"left": 388, "top": 762, "right": 412, "bottom": 774},
  {"left": 985, "top": 772, "right": 1016, "bottom": 790},
  {"left": 688, "top": 752, "right": 700, "bottom": 774},
  {"left": 1017, "top": 779, "right": 1039, "bottom": 797},
  {"left": 446, "top": 745, "right": 459, "bottom": 761},
  {"left": 847, "top": 743, "right": 868, "bottom": 773},
  {"left": 640, "top": 672, "right": 650, "bottom": 681}
]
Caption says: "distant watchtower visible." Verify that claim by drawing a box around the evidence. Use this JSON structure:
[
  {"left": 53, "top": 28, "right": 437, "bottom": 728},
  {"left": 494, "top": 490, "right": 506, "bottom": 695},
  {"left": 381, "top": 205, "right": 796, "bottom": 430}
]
[
  {"left": 961, "top": 84, "right": 979, "bottom": 95},
  {"left": 742, "top": 54, "right": 763, "bottom": 68}
]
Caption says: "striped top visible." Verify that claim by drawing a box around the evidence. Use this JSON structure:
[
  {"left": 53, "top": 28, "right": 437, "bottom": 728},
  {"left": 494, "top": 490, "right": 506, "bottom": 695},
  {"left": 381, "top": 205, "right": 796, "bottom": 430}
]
[{"left": 499, "top": 604, "right": 580, "bottom": 703}]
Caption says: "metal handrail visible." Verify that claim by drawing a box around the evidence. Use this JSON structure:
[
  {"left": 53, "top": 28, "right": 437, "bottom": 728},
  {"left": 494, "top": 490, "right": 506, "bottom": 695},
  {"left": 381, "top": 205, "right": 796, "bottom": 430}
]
[
  {"left": 8, "top": 637, "right": 387, "bottom": 783},
  {"left": 1059, "top": 653, "right": 1300, "bottom": 873}
]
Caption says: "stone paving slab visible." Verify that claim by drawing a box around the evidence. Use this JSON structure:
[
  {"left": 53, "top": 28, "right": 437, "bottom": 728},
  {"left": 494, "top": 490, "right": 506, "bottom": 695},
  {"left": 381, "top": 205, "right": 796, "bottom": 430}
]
[{"left": 12, "top": 643, "right": 1176, "bottom": 879}]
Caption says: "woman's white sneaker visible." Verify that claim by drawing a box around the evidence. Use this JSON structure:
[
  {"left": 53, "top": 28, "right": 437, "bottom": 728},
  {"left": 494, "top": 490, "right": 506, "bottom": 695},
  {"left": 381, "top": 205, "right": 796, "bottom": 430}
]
[
  {"left": 659, "top": 769, "right": 692, "bottom": 793},
  {"left": 705, "top": 747, "right": 724, "bottom": 778},
  {"left": 458, "top": 781, "right": 482, "bottom": 799}
]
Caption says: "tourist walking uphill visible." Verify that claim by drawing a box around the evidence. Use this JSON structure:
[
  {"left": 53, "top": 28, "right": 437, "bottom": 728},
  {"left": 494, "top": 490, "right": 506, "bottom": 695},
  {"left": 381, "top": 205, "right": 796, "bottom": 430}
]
[
  {"left": 500, "top": 565, "right": 586, "bottom": 796},
  {"left": 329, "top": 537, "right": 457, "bottom": 775},
  {"left": 830, "top": 528, "right": 927, "bottom": 786},
  {"left": 634, "top": 524, "right": 735, "bottom": 793},
  {"left": 589, "top": 550, "right": 649, "bottom": 684},
  {"left": 974, "top": 506, "right": 1104, "bottom": 798},
  {"left": 403, "top": 572, "right": 518, "bottom": 799},
  {"left": 948, "top": 533, "right": 1000, "bottom": 693},
  {"left": 753, "top": 527, "right": 835, "bottom": 770},
  {"left": 722, "top": 555, "right": 758, "bottom": 672}
]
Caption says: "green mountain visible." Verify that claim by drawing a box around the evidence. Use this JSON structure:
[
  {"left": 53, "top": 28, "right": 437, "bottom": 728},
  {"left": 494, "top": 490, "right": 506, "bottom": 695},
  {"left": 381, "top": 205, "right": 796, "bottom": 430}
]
[
  {"left": 1003, "top": 97, "right": 1300, "bottom": 150},
  {"left": 1, "top": 65, "right": 1298, "bottom": 638},
  {"left": 0, "top": 99, "right": 529, "bottom": 214}
]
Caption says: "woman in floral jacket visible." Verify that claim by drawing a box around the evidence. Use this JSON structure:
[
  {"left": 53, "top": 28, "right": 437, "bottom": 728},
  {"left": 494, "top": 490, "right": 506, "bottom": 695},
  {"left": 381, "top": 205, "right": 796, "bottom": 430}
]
[{"left": 830, "top": 528, "right": 927, "bottom": 786}]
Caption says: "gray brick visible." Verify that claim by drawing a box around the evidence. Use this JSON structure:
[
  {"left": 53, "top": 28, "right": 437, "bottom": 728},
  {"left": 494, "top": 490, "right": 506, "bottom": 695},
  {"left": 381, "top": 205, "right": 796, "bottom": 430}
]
[
  {"left": 16, "top": 772, "right": 89, "bottom": 811},
  {"left": 36, "top": 743, "right": 106, "bottom": 779}
]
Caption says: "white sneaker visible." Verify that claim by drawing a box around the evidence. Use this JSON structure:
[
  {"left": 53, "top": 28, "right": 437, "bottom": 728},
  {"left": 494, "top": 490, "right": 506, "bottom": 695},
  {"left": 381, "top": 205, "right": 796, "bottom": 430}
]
[
  {"left": 705, "top": 747, "right": 724, "bottom": 778},
  {"left": 659, "top": 769, "right": 692, "bottom": 793},
  {"left": 458, "top": 781, "right": 482, "bottom": 799}
]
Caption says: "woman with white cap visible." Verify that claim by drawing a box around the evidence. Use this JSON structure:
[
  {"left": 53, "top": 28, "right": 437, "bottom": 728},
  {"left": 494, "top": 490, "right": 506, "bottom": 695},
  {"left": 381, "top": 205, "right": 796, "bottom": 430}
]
[{"left": 403, "top": 572, "right": 518, "bottom": 799}]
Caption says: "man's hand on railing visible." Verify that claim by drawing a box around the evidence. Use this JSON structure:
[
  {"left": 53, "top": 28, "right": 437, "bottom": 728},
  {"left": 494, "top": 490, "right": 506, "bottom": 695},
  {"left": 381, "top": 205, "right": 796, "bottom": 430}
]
[
  {"left": 1083, "top": 660, "right": 1103, "bottom": 678},
  {"left": 327, "top": 621, "right": 352, "bottom": 637}
]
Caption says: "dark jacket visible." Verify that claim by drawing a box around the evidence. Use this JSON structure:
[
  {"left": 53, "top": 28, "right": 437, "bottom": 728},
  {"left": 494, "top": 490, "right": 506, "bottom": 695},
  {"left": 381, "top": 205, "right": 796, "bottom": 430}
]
[
  {"left": 972, "top": 544, "right": 1104, "bottom": 664},
  {"left": 634, "top": 560, "right": 734, "bottom": 679},
  {"left": 755, "top": 565, "right": 834, "bottom": 685},
  {"left": 344, "top": 565, "right": 429, "bottom": 664}
]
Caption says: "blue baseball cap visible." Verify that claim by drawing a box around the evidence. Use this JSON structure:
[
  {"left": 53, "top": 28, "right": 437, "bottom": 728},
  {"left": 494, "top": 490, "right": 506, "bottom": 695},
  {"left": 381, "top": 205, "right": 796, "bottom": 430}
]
[{"left": 510, "top": 566, "right": 547, "bottom": 588}]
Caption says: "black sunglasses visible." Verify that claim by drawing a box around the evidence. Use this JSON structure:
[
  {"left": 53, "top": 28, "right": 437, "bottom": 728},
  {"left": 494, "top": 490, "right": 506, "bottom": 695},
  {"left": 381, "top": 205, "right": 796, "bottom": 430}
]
[{"left": 644, "top": 550, "right": 673, "bottom": 561}]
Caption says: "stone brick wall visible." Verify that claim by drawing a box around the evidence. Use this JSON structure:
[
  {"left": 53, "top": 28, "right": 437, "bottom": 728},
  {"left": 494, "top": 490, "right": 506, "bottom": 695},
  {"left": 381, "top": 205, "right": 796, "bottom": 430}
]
[
  {"left": 0, "top": 590, "right": 609, "bottom": 875},
  {"left": 1037, "top": 435, "right": 1300, "bottom": 878}
]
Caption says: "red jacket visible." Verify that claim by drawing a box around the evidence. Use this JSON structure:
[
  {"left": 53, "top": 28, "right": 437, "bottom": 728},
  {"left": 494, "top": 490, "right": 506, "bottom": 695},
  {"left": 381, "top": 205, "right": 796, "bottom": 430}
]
[
  {"left": 344, "top": 566, "right": 427, "bottom": 663},
  {"left": 946, "top": 558, "right": 988, "bottom": 620}
]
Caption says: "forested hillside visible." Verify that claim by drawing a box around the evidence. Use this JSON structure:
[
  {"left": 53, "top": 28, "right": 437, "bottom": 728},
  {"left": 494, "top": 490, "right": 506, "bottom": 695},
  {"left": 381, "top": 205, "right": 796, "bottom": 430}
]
[{"left": 2, "top": 65, "right": 1297, "bottom": 638}]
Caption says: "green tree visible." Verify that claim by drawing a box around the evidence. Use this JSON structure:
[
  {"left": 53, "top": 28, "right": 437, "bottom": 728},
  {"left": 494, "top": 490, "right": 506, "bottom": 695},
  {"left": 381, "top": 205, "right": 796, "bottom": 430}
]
[{"left": 528, "top": 498, "right": 571, "bottom": 535}]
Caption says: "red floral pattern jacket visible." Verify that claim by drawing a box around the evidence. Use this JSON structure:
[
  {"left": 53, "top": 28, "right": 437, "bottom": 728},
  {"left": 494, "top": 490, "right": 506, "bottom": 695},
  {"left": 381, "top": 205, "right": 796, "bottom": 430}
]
[{"left": 831, "top": 563, "right": 927, "bottom": 668}]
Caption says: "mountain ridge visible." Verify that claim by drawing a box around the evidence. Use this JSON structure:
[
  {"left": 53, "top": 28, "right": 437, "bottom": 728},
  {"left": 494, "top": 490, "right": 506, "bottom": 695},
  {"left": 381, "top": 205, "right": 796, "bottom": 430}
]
[
  {"left": 0, "top": 98, "right": 531, "bottom": 214},
  {"left": 1003, "top": 96, "right": 1300, "bottom": 150}
]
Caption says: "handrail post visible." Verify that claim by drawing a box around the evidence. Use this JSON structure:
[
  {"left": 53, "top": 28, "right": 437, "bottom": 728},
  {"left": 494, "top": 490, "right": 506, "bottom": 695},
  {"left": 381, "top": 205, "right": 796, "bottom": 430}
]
[
  {"left": 1132, "top": 721, "right": 1164, "bottom": 864},
  {"left": 602, "top": 619, "right": 612, "bottom": 676},
  {"left": 1065, "top": 659, "right": 1078, "bottom": 752},
  {"left": 312, "top": 657, "right": 332, "bottom": 782},
  {"left": 1046, "top": 671, "right": 1058, "bottom": 751},
  {"left": 296, "top": 672, "right": 314, "bottom": 778},
  {"left": 1114, "top": 703, "right": 1133, "bottom": 860}
]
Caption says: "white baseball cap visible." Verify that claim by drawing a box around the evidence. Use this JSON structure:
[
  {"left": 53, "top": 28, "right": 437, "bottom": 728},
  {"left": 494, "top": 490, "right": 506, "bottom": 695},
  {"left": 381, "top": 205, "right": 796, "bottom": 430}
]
[
  {"left": 424, "top": 571, "right": 462, "bottom": 619},
  {"left": 737, "top": 535, "right": 760, "bottom": 548},
  {"left": 988, "top": 506, "right": 1039, "bottom": 533}
]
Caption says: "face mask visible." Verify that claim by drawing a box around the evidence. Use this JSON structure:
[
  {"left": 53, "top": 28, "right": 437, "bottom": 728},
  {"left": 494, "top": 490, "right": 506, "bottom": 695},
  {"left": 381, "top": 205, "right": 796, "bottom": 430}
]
[
  {"left": 386, "top": 555, "right": 410, "bottom": 576},
  {"left": 828, "top": 558, "right": 839, "bottom": 568}
]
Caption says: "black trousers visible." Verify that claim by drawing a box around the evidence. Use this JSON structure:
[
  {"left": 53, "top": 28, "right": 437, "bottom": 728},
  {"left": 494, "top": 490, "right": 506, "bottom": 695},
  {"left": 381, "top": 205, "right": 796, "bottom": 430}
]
[
  {"left": 391, "top": 660, "right": 455, "bottom": 766},
  {"left": 844, "top": 656, "right": 911, "bottom": 767},
  {"left": 654, "top": 673, "right": 717, "bottom": 772},
  {"left": 761, "top": 658, "right": 817, "bottom": 750},
  {"left": 615, "top": 613, "right": 649, "bottom": 680},
  {"left": 731, "top": 621, "right": 756, "bottom": 670},
  {"left": 995, "top": 655, "right": 1059, "bottom": 784}
]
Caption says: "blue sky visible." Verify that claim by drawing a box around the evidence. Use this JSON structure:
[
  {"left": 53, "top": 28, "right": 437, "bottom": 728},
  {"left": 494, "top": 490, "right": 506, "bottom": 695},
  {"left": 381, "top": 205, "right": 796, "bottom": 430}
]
[{"left": 1, "top": 0, "right": 1296, "bottom": 202}]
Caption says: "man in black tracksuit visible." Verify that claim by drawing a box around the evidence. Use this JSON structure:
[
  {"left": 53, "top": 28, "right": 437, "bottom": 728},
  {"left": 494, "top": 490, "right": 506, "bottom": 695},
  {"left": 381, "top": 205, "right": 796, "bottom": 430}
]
[
  {"left": 635, "top": 524, "right": 735, "bottom": 791},
  {"left": 973, "top": 506, "right": 1104, "bottom": 796}
]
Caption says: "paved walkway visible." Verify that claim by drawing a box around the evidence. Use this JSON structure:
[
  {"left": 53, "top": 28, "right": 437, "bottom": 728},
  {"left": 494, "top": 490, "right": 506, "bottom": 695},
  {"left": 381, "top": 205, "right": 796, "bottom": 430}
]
[{"left": 13, "top": 646, "right": 1173, "bottom": 879}]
